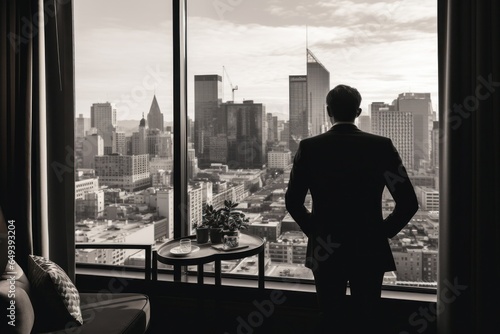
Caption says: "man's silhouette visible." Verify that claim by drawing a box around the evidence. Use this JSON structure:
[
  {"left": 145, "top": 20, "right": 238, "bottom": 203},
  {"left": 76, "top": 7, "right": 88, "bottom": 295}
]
[{"left": 285, "top": 84, "right": 419, "bottom": 333}]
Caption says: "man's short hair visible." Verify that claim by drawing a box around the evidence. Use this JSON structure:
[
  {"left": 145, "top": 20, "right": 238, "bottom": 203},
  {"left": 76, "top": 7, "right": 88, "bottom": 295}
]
[{"left": 326, "top": 84, "right": 362, "bottom": 121}]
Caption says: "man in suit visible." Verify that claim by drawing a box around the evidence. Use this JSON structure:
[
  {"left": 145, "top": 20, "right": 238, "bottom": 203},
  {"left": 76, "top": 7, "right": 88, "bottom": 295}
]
[{"left": 285, "top": 84, "right": 419, "bottom": 333}]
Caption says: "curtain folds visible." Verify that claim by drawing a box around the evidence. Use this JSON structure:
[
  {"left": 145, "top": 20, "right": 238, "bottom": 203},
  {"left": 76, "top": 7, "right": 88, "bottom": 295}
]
[
  {"left": 0, "top": 0, "right": 75, "bottom": 280},
  {"left": 438, "top": 0, "right": 500, "bottom": 333}
]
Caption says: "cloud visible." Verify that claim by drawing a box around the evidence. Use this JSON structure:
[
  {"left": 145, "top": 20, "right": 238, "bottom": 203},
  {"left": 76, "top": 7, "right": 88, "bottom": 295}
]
[{"left": 75, "top": 0, "right": 438, "bottom": 122}]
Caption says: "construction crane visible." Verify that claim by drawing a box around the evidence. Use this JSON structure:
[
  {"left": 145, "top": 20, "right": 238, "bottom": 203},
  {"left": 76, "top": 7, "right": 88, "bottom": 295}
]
[{"left": 223, "top": 66, "right": 238, "bottom": 102}]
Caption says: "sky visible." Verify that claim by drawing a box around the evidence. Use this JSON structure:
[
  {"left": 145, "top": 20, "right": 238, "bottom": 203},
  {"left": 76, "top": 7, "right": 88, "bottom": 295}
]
[{"left": 74, "top": 0, "right": 438, "bottom": 122}]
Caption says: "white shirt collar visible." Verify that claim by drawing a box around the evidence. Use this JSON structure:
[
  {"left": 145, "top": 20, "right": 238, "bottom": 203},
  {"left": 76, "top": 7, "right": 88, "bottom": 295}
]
[{"left": 332, "top": 121, "right": 355, "bottom": 127}]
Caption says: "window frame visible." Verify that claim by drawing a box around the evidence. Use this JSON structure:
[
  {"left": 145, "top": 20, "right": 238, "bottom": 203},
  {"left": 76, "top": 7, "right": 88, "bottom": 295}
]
[{"left": 73, "top": 0, "right": 439, "bottom": 298}]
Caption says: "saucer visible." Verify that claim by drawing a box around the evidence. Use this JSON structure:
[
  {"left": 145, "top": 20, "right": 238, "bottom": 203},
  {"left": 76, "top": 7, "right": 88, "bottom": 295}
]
[{"left": 169, "top": 245, "right": 200, "bottom": 257}]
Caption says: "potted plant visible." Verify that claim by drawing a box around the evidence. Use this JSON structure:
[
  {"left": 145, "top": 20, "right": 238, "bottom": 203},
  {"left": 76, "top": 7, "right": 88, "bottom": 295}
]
[
  {"left": 193, "top": 219, "right": 209, "bottom": 244},
  {"left": 202, "top": 204, "right": 224, "bottom": 244},
  {"left": 201, "top": 201, "right": 249, "bottom": 245},
  {"left": 218, "top": 200, "right": 250, "bottom": 247}
]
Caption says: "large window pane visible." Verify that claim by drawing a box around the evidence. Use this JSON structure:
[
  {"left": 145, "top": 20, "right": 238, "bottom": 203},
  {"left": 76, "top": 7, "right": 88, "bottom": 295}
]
[
  {"left": 74, "top": 0, "right": 173, "bottom": 269},
  {"left": 187, "top": 0, "right": 438, "bottom": 288}
]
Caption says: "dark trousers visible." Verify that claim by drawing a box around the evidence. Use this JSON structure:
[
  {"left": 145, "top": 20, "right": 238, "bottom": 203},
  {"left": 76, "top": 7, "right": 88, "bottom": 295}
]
[{"left": 312, "top": 267, "right": 385, "bottom": 334}]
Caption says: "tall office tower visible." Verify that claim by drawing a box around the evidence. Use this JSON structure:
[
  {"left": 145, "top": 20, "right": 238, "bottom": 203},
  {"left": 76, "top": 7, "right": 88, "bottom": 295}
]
[
  {"left": 431, "top": 121, "right": 439, "bottom": 170},
  {"left": 187, "top": 116, "right": 194, "bottom": 144},
  {"left": 224, "top": 100, "right": 266, "bottom": 169},
  {"left": 82, "top": 134, "right": 104, "bottom": 169},
  {"left": 76, "top": 114, "right": 91, "bottom": 138},
  {"left": 131, "top": 114, "right": 148, "bottom": 156},
  {"left": 157, "top": 188, "right": 174, "bottom": 239},
  {"left": 396, "top": 93, "right": 433, "bottom": 169},
  {"left": 94, "top": 154, "right": 150, "bottom": 191},
  {"left": 147, "top": 129, "right": 172, "bottom": 158},
  {"left": 147, "top": 95, "right": 164, "bottom": 132},
  {"left": 194, "top": 75, "right": 223, "bottom": 167},
  {"left": 289, "top": 75, "right": 308, "bottom": 155},
  {"left": 112, "top": 131, "right": 126, "bottom": 155},
  {"left": 208, "top": 134, "right": 228, "bottom": 164},
  {"left": 371, "top": 109, "right": 414, "bottom": 171},
  {"left": 281, "top": 121, "right": 290, "bottom": 148},
  {"left": 266, "top": 113, "right": 278, "bottom": 143},
  {"left": 307, "top": 49, "right": 331, "bottom": 137},
  {"left": 266, "top": 113, "right": 274, "bottom": 142},
  {"left": 90, "top": 102, "right": 117, "bottom": 154},
  {"left": 188, "top": 183, "right": 204, "bottom": 232},
  {"left": 369, "top": 102, "right": 396, "bottom": 113},
  {"left": 75, "top": 114, "right": 91, "bottom": 168},
  {"left": 187, "top": 146, "right": 199, "bottom": 180},
  {"left": 357, "top": 115, "right": 371, "bottom": 133}
]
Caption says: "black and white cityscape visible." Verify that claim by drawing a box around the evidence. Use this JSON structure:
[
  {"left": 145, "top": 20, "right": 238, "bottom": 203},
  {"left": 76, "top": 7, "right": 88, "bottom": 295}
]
[{"left": 74, "top": 0, "right": 438, "bottom": 287}]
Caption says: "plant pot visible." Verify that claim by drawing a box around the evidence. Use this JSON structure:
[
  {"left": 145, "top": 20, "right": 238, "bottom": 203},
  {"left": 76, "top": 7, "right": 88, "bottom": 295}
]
[
  {"left": 221, "top": 230, "right": 240, "bottom": 248},
  {"left": 196, "top": 227, "right": 209, "bottom": 244},
  {"left": 209, "top": 228, "right": 223, "bottom": 244}
]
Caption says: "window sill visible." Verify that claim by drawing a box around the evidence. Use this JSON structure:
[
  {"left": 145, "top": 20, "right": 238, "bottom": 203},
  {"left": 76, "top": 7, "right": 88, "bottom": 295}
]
[{"left": 76, "top": 267, "right": 437, "bottom": 304}]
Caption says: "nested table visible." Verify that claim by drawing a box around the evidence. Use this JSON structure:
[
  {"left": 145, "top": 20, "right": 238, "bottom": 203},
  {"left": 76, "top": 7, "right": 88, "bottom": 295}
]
[{"left": 155, "top": 233, "right": 265, "bottom": 289}]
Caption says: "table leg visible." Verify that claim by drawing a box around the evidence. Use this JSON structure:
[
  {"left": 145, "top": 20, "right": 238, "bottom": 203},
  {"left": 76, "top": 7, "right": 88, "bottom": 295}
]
[
  {"left": 152, "top": 251, "right": 158, "bottom": 281},
  {"left": 197, "top": 264, "right": 204, "bottom": 284},
  {"left": 174, "top": 265, "right": 182, "bottom": 282},
  {"left": 259, "top": 250, "right": 265, "bottom": 289},
  {"left": 215, "top": 260, "right": 221, "bottom": 286}
]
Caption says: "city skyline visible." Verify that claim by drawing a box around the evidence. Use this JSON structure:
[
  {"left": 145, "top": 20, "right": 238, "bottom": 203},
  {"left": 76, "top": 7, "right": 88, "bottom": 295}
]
[{"left": 74, "top": 0, "right": 438, "bottom": 121}]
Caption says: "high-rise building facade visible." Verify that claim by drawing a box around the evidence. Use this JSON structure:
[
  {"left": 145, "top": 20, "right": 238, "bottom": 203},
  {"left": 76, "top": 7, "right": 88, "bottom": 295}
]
[
  {"left": 82, "top": 134, "right": 104, "bottom": 169},
  {"left": 75, "top": 114, "right": 91, "bottom": 168},
  {"left": 147, "top": 95, "right": 164, "bottom": 132},
  {"left": 131, "top": 115, "right": 148, "bottom": 156},
  {"left": 396, "top": 93, "right": 433, "bottom": 169},
  {"left": 307, "top": 49, "right": 331, "bottom": 137},
  {"left": 94, "top": 154, "right": 150, "bottom": 191},
  {"left": 194, "top": 75, "right": 223, "bottom": 166},
  {"left": 224, "top": 100, "right": 266, "bottom": 169},
  {"left": 357, "top": 115, "right": 371, "bottom": 133},
  {"left": 371, "top": 109, "right": 414, "bottom": 171},
  {"left": 76, "top": 114, "right": 91, "bottom": 138},
  {"left": 289, "top": 75, "right": 308, "bottom": 155},
  {"left": 431, "top": 121, "right": 439, "bottom": 170},
  {"left": 147, "top": 129, "right": 172, "bottom": 158},
  {"left": 90, "top": 102, "right": 117, "bottom": 154},
  {"left": 112, "top": 131, "right": 126, "bottom": 155}
]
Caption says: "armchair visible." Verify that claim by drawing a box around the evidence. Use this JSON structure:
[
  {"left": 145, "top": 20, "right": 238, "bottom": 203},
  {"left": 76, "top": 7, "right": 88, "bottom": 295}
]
[{"left": 0, "top": 258, "right": 150, "bottom": 334}]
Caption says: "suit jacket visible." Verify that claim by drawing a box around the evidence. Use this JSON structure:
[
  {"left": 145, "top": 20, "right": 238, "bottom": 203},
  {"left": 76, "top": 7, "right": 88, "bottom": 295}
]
[{"left": 285, "top": 123, "right": 419, "bottom": 273}]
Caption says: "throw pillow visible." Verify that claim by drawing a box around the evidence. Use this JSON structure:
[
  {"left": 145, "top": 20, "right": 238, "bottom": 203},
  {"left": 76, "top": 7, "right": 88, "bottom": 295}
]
[{"left": 27, "top": 255, "right": 83, "bottom": 332}]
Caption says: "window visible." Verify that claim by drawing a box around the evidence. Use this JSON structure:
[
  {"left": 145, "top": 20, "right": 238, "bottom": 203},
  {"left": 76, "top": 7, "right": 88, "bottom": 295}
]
[
  {"left": 186, "top": 0, "right": 438, "bottom": 289},
  {"left": 74, "top": 0, "right": 174, "bottom": 269},
  {"left": 74, "top": 0, "right": 439, "bottom": 291}
]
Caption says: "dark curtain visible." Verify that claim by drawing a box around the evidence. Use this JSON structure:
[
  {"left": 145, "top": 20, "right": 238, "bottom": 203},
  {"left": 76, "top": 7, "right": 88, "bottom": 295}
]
[
  {"left": 0, "top": 0, "right": 75, "bottom": 279},
  {"left": 438, "top": 0, "right": 500, "bottom": 333}
]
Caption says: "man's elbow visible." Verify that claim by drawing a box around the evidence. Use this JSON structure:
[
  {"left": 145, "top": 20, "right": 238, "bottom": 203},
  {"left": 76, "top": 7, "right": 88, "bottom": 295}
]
[{"left": 409, "top": 197, "right": 419, "bottom": 217}]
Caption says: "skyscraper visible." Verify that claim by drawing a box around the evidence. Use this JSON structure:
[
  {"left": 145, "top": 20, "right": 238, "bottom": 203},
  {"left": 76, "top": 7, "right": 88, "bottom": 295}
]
[
  {"left": 431, "top": 121, "right": 439, "bottom": 170},
  {"left": 289, "top": 75, "right": 308, "bottom": 155},
  {"left": 147, "top": 95, "right": 164, "bottom": 132},
  {"left": 112, "top": 131, "right": 126, "bottom": 155},
  {"left": 90, "top": 102, "right": 117, "bottom": 154},
  {"left": 396, "top": 93, "right": 433, "bottom": 169},
  {"left": 307, "top": 49, "right": 330, "bottom": 136},
  {"left": 289, "top": 50, "right": 331, "bottom": 156},
  {"left": 371, "top": 108, "right": 414, "bottom": 171},
  {"left": 131, "top": 114, "right": 148, "bottom": 155},
  {"left": 76, "top": 114, "right": 91, "bottom": 138},
  {"left": 194, "top": 75, "right": 223, "bottom": 167},
  {"left": 82, "top": 134, "right": 104, "bottom": 169},
  {"left": 224, "top": 100, "right": 266, "bottom": 169},
  {"left": 357, "top": 115, "right": 371, "bottom": 133}
]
